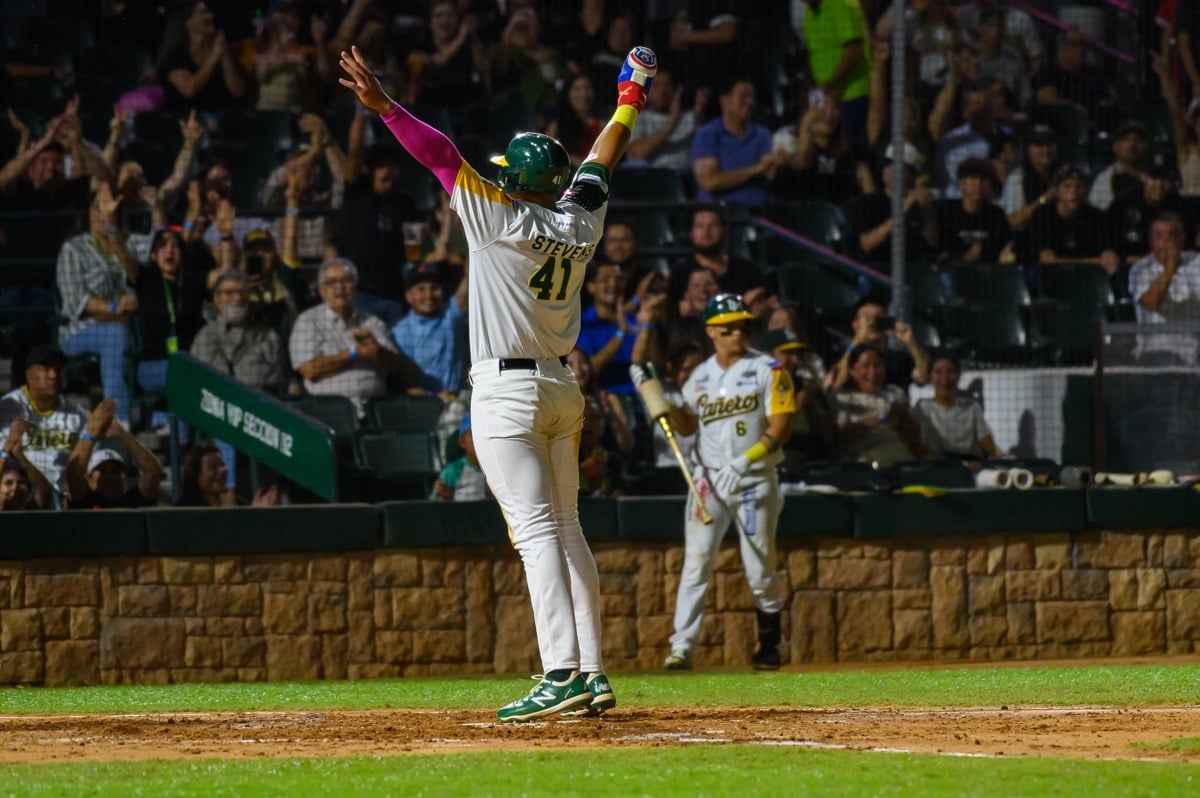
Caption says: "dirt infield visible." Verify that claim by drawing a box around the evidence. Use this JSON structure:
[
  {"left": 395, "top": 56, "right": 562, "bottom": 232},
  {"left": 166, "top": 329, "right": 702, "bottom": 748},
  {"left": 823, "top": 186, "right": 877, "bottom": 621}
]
[{"left": 2, "top": 705, "right": 1198, "bottom": 764}]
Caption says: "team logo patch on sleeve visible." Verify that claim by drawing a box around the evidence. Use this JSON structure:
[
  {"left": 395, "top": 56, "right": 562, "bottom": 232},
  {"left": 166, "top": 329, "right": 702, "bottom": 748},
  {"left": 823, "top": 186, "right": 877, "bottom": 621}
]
[{"left": 575, "top": 171, "right": 609, "bottom": 193}]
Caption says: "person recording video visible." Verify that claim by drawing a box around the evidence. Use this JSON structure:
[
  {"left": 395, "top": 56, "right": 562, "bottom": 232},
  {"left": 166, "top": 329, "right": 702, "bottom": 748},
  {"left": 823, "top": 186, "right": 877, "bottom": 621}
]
[{"left": 823, "top": 297, "right": 931, "bottom": 391}]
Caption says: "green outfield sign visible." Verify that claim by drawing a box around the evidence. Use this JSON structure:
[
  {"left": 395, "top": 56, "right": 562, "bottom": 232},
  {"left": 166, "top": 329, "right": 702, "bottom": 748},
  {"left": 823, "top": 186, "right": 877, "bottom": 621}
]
[{"left": 167, "top": 354, "right": 339, "bottom": 500}]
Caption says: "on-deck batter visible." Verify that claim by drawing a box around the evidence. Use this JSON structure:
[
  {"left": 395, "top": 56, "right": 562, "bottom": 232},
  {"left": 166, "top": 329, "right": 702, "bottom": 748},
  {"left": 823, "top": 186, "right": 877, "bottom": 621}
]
[
  {"left": 634, "top": 294, "right": 796, "bottom": 670},
  {"left": 338, "top": 43, "right": 656, "bottom": 721}
]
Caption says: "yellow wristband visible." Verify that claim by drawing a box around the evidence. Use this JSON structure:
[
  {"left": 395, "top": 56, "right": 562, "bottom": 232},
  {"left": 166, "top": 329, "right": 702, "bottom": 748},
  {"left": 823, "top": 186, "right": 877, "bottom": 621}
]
[
  {"left": 612, "top": 104, "right": 639, "bottom": 131},
  {"left": 744, "top": 442, "right": 770, "bottom": 464}
]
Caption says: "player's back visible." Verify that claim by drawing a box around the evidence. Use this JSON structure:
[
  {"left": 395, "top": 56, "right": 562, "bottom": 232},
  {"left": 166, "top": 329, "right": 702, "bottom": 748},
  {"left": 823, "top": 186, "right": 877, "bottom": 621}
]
[{"left": 451, "top": 163, "right": 609, "bottom": 362}]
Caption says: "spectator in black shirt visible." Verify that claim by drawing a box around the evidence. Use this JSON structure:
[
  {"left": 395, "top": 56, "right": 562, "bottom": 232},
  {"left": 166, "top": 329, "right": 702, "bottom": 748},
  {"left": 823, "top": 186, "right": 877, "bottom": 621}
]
[
  {"left": 133, "top": 228, "right": 213, "bottom": 430},
  {"left": 156, "top": 0, "right": 248, "bottom": 113},
  {"left": 772, "top": 101, "right": 868, "bottom": 205},
  {"left": 669, "top": 0, "right": 738, "bottom": 101},
  {"left": 331, "top": 144, "right": 418, "bottom": 327},
  {"left": 1109, "top": 159, "right": 1186, "bottom": 262},
  {"left": 65, "top": 398, "right": 164, "bottom": 510},
  {"left": 843, "top": 142, "right": 937, "bottom": 267},
  {"left": 823, "top": 297, "right": 931, "bottom": 391},
  {"left": 934, "top": 156, "right": 1013, "bottom": 264},
  {"left": 1032, "top": 26, "right": 1112, "bottom": 113},
  {"left": 1026, "top": 165, "right": 1120, "bottom": 275},
  {"left": 669, "top": 206, "right": 766, "bottom": 303}
]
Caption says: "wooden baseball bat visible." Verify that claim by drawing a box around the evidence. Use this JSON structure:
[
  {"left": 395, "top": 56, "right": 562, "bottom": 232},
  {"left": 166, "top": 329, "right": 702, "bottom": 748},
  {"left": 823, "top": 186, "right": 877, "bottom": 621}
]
[{"left": 657, "top": 415, "right": 714, "bottom": 525}]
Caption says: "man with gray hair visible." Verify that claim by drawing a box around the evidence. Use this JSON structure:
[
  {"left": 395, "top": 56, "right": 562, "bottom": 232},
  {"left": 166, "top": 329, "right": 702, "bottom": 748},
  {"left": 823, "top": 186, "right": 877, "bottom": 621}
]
[
  {"left": 289, "top": 257, "right": 417, "bottom": 416},
  {"left": 1129, "top": 214, "right": 1200, "bottom": 367},
  {"left": 190, "top": 269, "right": 287, "bottom": 498}
]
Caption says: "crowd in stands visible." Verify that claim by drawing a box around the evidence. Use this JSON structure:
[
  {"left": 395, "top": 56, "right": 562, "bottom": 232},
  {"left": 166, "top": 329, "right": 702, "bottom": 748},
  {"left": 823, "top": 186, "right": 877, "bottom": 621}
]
[{"left": 1, "top": 0, "right": 1199, "bottom": 510}]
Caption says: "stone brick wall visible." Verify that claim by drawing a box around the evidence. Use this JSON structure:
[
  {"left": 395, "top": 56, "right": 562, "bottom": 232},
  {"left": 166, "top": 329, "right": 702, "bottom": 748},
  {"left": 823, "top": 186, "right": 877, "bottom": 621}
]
[{"left": 2, "top": 530, "right": 1199, "bottom": 686}]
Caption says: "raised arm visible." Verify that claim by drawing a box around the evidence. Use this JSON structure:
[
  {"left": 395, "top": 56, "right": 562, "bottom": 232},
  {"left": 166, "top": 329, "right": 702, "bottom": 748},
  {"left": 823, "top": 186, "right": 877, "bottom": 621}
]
[
  {"left": 338, "top": 45, "right": 463, "bottom": 194},
  {"left": 587, "top": 47, "right": 658, "bottom": 174}
]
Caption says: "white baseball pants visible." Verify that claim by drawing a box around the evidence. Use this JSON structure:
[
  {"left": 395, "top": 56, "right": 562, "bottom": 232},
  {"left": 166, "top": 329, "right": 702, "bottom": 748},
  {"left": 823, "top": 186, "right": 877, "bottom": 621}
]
[
  {"left": 669, "top": 467, "right": 785, "bottom": 654},
  {"left": 469, "top": 357, "right": 603, "bottom": 674}
]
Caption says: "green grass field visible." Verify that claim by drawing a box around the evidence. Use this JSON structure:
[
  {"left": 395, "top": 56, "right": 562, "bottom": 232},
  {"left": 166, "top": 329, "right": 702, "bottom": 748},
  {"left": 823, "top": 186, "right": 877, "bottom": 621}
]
[{"left": 2, "top": 663, "right": 1198, "bottom": 797}]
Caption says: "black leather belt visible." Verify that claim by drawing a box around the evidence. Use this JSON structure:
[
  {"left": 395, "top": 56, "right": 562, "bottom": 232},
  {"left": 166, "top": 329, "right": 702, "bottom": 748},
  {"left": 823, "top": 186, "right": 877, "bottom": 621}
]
[{"left": 498, "top": 356, "right": 568, "bottom": 371}]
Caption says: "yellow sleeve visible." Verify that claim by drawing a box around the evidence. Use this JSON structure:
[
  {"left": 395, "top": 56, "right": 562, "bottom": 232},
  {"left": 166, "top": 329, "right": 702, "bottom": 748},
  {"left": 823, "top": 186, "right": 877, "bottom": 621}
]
[{"left": 765, "top": 362, "right": 797, "bottom": 416}]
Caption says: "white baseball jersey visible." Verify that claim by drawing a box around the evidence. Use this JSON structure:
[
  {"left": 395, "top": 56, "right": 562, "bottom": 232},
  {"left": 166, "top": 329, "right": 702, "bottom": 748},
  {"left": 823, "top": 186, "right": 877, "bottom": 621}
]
[
  {"left": 682, "top": 349, "right": 797, "bottom": 474},
  {"left": 0, "top": 387, "right": 88, "bottom": 492},
  {"left": 450, "top": 162, "right": 608, "bottom": 362}
]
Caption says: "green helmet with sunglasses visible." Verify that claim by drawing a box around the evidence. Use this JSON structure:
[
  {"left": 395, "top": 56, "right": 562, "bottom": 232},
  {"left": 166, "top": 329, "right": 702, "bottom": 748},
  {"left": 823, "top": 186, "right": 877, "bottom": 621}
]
[
  {"left": 490, "top": 132, "right": 571, "bottom": 195},
  {"left": 704, "top": 293, "right": 755, "bottom": 326}
]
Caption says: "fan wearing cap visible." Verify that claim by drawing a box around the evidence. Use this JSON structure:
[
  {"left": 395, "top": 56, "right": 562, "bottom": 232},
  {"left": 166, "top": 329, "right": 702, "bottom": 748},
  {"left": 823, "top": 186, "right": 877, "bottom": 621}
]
[
  {"left": 636, "top": 294, "right": 796, "bottom": 671},
  {"left": 843, "top": 142, "right": 936, "bottom": 266},
  {"left": 1026, "top": 165, "right": 1119, "bottom": 274},
  {"left": 64, "top": 397, "right": 164, "bottom": 510},
  {"left": 236, "top": 229, "right": 298, "bottom": 337},
  {"left": 934, "top": 156, "right": 1013, "bottom": 264},
  {"left": 0, "top": 344, "right": 88, "bottom": 497},
  {"left": 1001, "top": 124, "right": 1059, "bottom": 230},
  {"left": 1109, "top": 158, "right": 1188, "bottom": 262},
  {"left": 1088, "top": 118, "right": 1149, "bottom": 212},
  {"left": 390, "top": 261, "right": 469, "bottom": 402},
  {"left": 761, "top": 327, "right": 834, "bottom": 468}
]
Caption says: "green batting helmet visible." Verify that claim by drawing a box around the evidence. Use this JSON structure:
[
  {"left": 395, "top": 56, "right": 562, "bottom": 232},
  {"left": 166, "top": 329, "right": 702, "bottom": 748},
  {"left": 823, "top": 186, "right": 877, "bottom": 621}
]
[
  {"left": 490, "top": 132, "right": 571, "bottom": 194},
  {"left": 704, "top": 293, "right": 755, "bottom": 326}
]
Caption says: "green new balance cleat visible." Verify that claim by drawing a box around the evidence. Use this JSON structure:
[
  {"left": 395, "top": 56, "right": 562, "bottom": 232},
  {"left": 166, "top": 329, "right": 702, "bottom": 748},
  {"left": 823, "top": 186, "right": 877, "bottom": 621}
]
[
  {"left": 497, "top": 672, "right": 592, "bottom": 722},
  {"left": 562, "top": 672, "right": 617, "bottom": 716}
]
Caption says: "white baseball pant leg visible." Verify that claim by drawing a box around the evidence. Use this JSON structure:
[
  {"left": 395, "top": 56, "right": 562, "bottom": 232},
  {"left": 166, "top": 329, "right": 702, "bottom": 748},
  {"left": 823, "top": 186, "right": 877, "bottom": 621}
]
[
  {"left": 669, "top": 468, "right": 784, "bottom": 654},
  {"left": 469, "top": 359, "right": 603, "bottom": 674}
]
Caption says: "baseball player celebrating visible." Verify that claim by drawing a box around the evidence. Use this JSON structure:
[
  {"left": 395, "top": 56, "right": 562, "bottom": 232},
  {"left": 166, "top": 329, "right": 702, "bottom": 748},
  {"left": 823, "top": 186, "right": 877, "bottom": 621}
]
[
  {"left": 339, "top": 45, "right": 656, "bottom": 720},
  {"left": 633, "top": 294, "right": 796, "bottom": 670}
]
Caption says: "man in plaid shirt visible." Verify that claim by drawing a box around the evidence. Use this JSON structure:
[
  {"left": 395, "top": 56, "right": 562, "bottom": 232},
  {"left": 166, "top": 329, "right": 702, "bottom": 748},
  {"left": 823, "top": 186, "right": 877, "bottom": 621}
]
[
  {"left": 390, "top": 262, "right": 469, "bottom": 403},
  {"left": 289, "top": 257, "right": 417, "bottom": 417}
]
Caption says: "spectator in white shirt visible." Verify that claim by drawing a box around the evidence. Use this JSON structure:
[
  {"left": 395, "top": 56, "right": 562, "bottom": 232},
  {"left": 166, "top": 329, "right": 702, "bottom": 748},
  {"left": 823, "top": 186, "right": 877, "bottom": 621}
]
[{"left": 1128, "top": 214, "right": 1200, "bottom": 366}]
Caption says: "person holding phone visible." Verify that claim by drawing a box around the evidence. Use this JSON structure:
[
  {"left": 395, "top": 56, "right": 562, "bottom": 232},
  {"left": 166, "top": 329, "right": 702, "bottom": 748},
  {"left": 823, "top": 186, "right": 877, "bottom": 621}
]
[
  {"left": 239, "top": 230, "right": 298, "bottom": 339},
  {"left": 823, "top": 297, "right": 931, "bottom": 392}
]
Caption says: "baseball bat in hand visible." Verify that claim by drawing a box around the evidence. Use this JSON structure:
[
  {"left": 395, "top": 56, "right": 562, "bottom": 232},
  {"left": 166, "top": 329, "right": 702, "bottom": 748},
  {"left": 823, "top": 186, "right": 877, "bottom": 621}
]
[{"left": 630, "top": 363, "right": 713, "bottom": 524}]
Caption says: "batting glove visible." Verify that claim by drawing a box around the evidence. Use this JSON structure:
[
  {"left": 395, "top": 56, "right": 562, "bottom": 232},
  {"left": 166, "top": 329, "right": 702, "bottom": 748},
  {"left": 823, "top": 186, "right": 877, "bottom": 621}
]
[
  {"left": 617, "top": 46, "right": 657, "bottom": 111},
  {"left": 629, "top": 363, "right": 650, "bottom": 387},
  {"left": 711, "top": 454, "right": 751, "bottom": 498}
]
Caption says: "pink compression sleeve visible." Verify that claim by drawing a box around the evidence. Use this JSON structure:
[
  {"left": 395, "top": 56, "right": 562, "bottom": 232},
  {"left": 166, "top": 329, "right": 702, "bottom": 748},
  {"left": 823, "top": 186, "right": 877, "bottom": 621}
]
[{"left": 379, "top": 103, "right": 463, "bottom": 194}]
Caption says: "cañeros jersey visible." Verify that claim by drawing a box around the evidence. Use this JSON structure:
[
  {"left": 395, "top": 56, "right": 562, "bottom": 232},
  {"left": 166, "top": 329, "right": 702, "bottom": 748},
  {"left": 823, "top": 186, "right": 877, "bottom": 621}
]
[{"left": 682, "top": 349, "right": 796, "bottom": 474}]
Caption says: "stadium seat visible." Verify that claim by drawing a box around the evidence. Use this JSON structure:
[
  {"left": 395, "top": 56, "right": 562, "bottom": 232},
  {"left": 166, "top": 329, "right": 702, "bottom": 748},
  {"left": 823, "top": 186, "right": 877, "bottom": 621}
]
[
  {"left": 367, "top": 394, "right": 445, "bottom": 435},
  {"left": 626, "top": 209, "right": 675, "bottom": 250},
  {"left": 776, "top": 263, "right": 861, "bottom": 313},
  {"left": 1031, "top": 301, "right": 1103, "bottom": 365},
  {"left": 891, "top": 459, "right": 975, "bottom": 489},
  {"left": 726, "top": 221, "right": 761, "bottom": 262},
  {"left": 949, "top": 262, "right": 1031, "bottom": 307},
  {"left": 907, "top": 261, "right": 952, "bottom": 317},
  {"left": 944, "top": 304, "right": 1041, "bottom": 365},
  {"left": 287, "top": 395, "right": 361, "bottom": 468},
  {"left": 356, "top": 430, "right": 438, "bottom": 500},
  {"left": 764, "top": 199, "right": 849, "bottom": 253},
  {"left": 1037, "top": 262, "right": 1114, "bottom": 310},
  {"left": 609, "top": 167, "right": 687, "bottom": 203}
]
